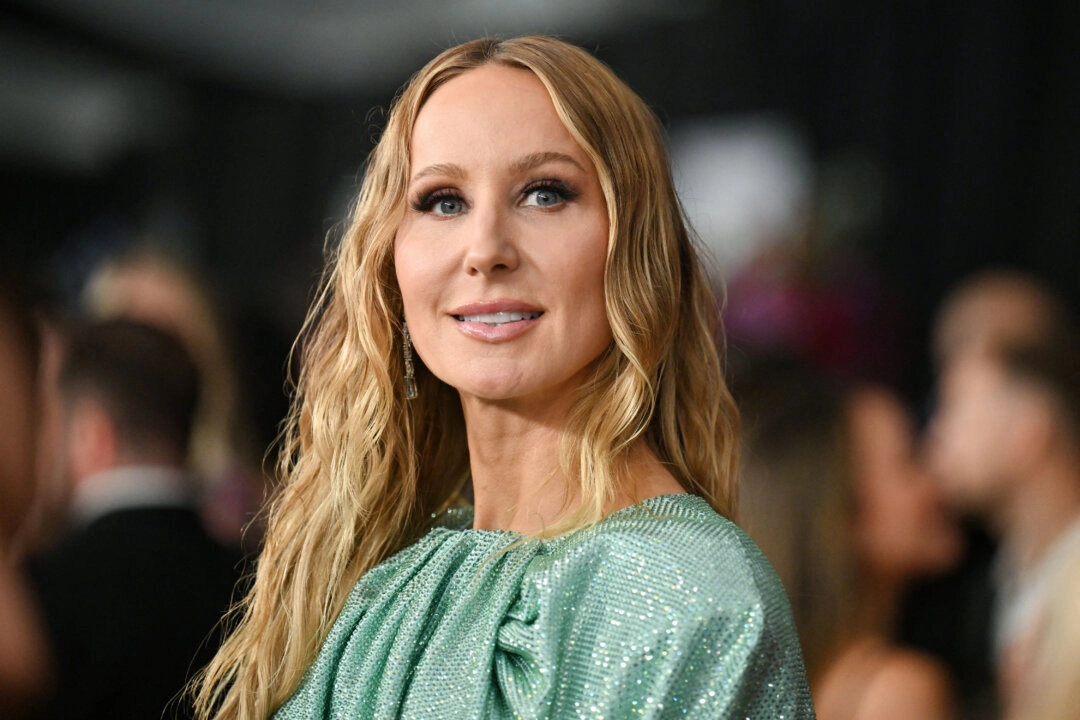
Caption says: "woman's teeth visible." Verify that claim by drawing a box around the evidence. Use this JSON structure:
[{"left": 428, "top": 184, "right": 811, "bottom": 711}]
[{"left": 455, "top": 311, "right": 542, "bottom": 326}]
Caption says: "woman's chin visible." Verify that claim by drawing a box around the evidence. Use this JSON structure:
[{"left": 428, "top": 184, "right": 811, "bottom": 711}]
[{"left": 454, "top": 379, "right": 532, "bottom": 406}]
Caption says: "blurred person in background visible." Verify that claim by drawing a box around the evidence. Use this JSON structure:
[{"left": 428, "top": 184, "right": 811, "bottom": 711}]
[
  {"left": 83, "top": 244, "right": 268, "bottom": 551},
  {"left": 0, "top": 272, "right": 50, "bottom": 718},
  {"left": 1003, "top": 548, "right": 1080, "bottom": 720},
  {"left": 932, "top": 270, "right": 1065, "bottom": 367},
  {"left": 738, "top": 355, "right": 962, "bottom": 720},
  {"left": 27, "top": 320, "right": 242, "bottom": 720},
  {"left": 928, "top": 281, "right": 1080, "bottom": 711},
  {"left": 15, "top": 292, "right": 75, "bottom": 559}
]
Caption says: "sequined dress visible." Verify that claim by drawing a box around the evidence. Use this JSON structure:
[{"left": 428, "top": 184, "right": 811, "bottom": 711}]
[{"left": 275, "top": 493, "right": 815, "bottom": 719}]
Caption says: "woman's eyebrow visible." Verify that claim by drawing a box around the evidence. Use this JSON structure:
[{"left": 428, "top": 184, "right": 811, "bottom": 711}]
[
  {"left": 511, "top": 151, "right": 585, "bottom": 174},
  {"left": 410, "top": 162, "right": 466, "bottom": 184},
  {"left": 409, "top": 152, "right": 584, "bottom": 185}
]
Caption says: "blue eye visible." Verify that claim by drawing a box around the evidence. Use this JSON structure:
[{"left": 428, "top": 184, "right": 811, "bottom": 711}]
[
  {"left": 522, "top": 181, "right": 578, "bottom": 208},
  {"left": 526, "top": 188, "right": 561, "bottom": 207},
  {"left": 412, "top": 191, "right": 465, "bottom": 216},
  {"left": 433, "top": 197, "right": 464, "bottom": 215}
]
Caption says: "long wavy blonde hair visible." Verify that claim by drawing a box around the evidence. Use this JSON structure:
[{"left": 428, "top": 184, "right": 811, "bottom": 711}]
[{"left": 194, "top": 35, "right": 740, "bottom": 719}]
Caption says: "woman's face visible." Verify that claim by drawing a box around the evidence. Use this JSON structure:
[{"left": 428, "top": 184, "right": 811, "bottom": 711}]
[
  {"left": 850, "top": 388, "right": 963, "bottom": 581},
  {"left": 394, "top": 65, "right": 613, "bottom": 409}
]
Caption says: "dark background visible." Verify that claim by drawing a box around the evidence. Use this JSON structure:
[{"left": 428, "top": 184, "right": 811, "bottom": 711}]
[{"left": 4, "top": 0, "right": 1078, "bottom": 403}]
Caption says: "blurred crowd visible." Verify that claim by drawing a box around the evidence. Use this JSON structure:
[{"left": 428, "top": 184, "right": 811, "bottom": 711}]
[
  {"left": 731, "top": 263, "right": 1080, "bottom": 720},
  {"left": 3, "top": 235, "right": 1080, "bottom": 720},
  {"left": 1, "top": 246, "right": 270, "bottom": 719}
]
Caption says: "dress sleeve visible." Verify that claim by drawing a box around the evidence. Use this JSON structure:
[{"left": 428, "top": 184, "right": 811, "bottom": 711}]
[{"left": 494, "top": 523, "right": 815, "bottom": 719}]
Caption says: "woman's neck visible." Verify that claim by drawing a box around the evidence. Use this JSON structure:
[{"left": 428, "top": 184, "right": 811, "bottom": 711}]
[
  {"left": 857, "top": 566, "right": 904, "bottom": 638},
  {"left": 462, "top": 395, "right": 575, "bottom": 533},
  {"left": 461, "top": 395, "right": 683, "bottom": 534}
]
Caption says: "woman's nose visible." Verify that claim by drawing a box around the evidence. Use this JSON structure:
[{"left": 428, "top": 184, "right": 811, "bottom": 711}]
[{"left": 462, "top": 203, "right": 520, "bottom": 276}]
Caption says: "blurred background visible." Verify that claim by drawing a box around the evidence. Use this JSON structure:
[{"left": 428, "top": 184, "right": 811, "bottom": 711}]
[
  {"left": 3, "top": 2, "right": 1079, "bottom": 718},
  {"left": 3, "top": 0, "right": 1078, "bottom": 401}
]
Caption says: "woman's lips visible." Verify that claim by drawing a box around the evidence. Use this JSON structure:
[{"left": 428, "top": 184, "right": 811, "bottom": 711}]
[
  {"left": 449, "top": 303, "right": 544, "bottom": 342},
  {"left": 452, "top": 311, "right": 543, "bottom": 326}
]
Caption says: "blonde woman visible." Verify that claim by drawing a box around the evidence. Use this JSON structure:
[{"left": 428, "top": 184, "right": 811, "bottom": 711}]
[{"left": 195, "top": 36, "right": 813, "bottom": 719}]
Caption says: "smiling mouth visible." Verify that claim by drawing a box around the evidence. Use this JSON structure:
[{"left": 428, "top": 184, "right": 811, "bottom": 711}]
[{"left": 453, "top": 311, "right": 543, "bottom": 327}]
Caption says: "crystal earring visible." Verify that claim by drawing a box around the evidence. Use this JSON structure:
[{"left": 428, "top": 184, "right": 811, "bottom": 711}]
[{"left": 402, "top": 320, "right": 418, "bottom": 400}]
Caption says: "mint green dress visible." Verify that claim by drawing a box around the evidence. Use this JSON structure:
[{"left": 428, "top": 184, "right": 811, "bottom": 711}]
[{"left": 275, "top": 493, "right": 814, "bottom": 719}]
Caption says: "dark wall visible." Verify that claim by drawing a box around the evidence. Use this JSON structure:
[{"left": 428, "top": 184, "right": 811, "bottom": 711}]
[{"left": 3, "top": 0, "right": 1078, "bottom": 396}]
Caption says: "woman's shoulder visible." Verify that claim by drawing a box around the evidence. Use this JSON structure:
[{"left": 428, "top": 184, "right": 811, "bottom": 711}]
[
  {"left": 819, "top": 642, "right": 955, "bottom": 720},
  {"left": 541, "top": 493, "right": 785, "bottom": 609},
  {"left": 860, "top": 647, "right": 955, "bottom": 720},
  {"left": 570, "top": 492, "right": 764, "bottom": 558},
  {"left": 517, "top": 493, "right": 813, "bottom": 716}
]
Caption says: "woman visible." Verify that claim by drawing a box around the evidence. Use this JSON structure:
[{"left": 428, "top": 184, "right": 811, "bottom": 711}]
[
  {"left": 195, "top": 36, "right": 813, "bottom": 719},
  {"left": 738, "top": 357, "right": 961, "bottom": 720}
]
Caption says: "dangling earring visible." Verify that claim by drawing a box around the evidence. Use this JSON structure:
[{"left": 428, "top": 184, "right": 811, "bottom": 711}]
[{"left": 402, "top": 320, "right": 418, "bottom": 400}]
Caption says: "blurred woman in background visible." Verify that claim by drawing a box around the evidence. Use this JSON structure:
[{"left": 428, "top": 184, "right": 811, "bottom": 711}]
[{"left": 738, "top": 355, "right": 962, "bottom": 720}]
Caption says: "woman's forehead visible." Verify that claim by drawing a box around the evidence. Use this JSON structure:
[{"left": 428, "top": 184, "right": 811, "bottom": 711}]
[{"left": 406, "top": 66, "right": 593, "bottom": 181}]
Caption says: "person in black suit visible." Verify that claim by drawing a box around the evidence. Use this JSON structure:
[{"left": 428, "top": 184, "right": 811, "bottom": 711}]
[{"left": 28, "top": 319, "right": 242, "bottom": 720}]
